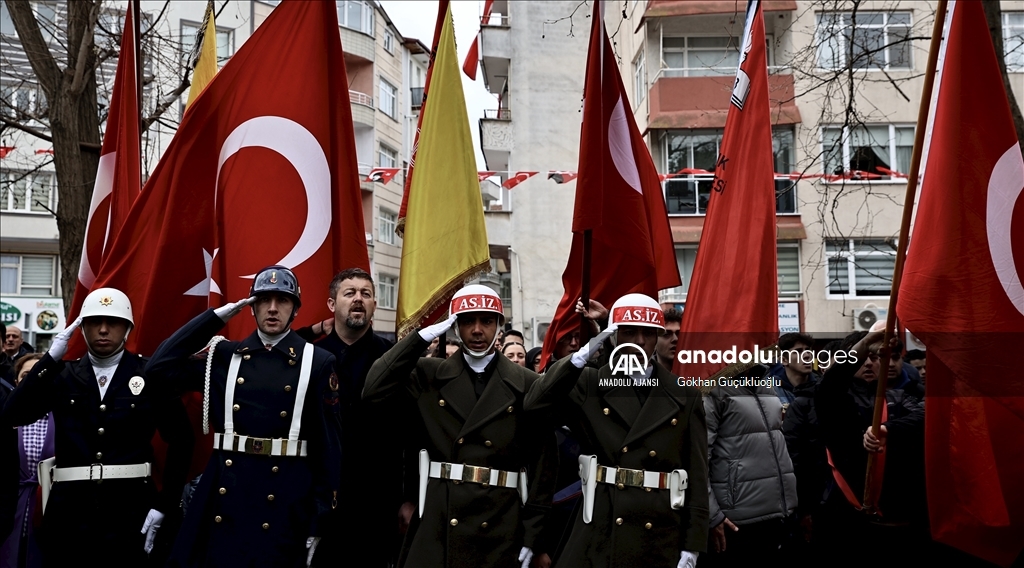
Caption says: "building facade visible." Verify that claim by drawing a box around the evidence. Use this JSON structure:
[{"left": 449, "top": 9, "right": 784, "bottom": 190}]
[
  {"left": 1, "top": 0, "right": 427, "bottom": 346},
  {"left": 474, "top": 0, "right": 1024, "bottom": 345}
]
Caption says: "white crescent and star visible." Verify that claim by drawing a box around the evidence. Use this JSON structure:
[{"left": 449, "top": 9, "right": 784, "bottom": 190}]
[
  {"left": 77, "top": 152, "right": 116, "bottom": 288},
  {"left": 186, "top": 116, "right": 332, "bottom": 297},
  {"left": 986, "top": 142, "right": 1024, "bottom": 316}
]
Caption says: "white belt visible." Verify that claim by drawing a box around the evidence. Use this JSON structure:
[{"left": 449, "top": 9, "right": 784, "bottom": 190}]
[
  {"left": 213, "top": 433, "right": 308, "bottom": 457},
  {"left": 51, "top": 462, "right": 151, "bottom": 482},
  {"left": 428, "top": 460, "right": 519, "bottom": 488},
  {"left": 595, "top": 465, "right": 674, "bottom": 490}
]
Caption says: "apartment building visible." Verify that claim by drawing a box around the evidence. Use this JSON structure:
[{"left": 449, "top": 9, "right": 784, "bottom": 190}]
[
  {"left": 0, "top": 0, "right": 427, "bottom": 345},
  {"left": 474, "top": 0, "right": 1023, "bottom": 343}
]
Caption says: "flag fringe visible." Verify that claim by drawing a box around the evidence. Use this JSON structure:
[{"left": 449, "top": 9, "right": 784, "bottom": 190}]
[{"left": 397, "top": 258, "right": 490, "bottom": 339}]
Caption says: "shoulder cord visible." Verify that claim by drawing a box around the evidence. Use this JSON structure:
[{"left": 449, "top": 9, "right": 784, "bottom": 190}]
[{"left": 202, "top": 335, "right": 227, "bottom": 435}]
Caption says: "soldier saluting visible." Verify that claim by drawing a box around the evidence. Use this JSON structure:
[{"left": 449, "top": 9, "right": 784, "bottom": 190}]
[
  {"left": 363, "top": 285, "right": 555, "bottom": 568},
  {"left": 525, "top": 294, "right": 709, "bottom": 568},
  {"left": 1, "top": 288, "right": 194, "bottom": 566},
  {"left": 146, "top": 266, "right": 342, "bottom": 567}
]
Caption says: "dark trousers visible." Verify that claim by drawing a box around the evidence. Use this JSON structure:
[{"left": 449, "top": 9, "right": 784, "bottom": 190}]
[{"left": 698, "top": 518, "right": 786, "bottom": 568}]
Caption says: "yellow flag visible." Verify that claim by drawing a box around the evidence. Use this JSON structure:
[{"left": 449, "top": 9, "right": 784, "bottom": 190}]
[
  {"left": 185, "top": 1, "right": 217, "bottom": 108},
  {"left": 397, "top": 4, "right": 489, "bottom": 337}
]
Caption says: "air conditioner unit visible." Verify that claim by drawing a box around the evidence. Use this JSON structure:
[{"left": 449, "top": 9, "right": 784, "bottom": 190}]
[{"left": 853, "top": 307, "right": 887, "bottom": 331}]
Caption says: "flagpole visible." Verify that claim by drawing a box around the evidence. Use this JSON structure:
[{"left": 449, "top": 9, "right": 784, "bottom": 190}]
[
  {"left": 862, "top": 0, "right": 947, "bottom": 515},
  {"left": 133, "top": 0, "right": 142, "bottom": 151}
]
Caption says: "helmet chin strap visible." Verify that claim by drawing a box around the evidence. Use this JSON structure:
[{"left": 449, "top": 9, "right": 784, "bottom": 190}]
[{"left": 454, "top": 324, "right": 499, "bottom": 359}]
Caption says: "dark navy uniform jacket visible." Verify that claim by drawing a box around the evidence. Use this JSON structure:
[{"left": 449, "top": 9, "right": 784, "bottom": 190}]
[
  {"left": 1, "top": 351, "right": 194, "bottom": 567},
  {"left": 147, "top": 310, "right": 342, "bottom": 568}
]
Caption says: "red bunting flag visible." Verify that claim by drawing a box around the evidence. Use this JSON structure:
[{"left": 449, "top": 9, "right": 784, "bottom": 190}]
[
  {"left": 502, "top": 171, "right": 539, "bottom": 189},
  {"left": 366, "top": 168, "right": 400, "bottom": 184},
  {"left": 477, "top": 170, "right": 497, "bottom": 182},
  {"left": 547, "top": 170, "right": 578, "bottom": 184},
  {"left": 897, "top": 2, "right": 1024, "bottom": 565},
  {"left": 541, "top": 1, "right": 679, "bottom": 368},
  {"left": 673, "top": 0, "right": 779, "bottom": 381}
]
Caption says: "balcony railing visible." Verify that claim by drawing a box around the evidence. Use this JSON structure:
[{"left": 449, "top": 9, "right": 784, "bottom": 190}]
[
  {"left": 410, "top": 87, "right": 424, "bottom": 109},
  {"left": 652, "top": 65, "right": 792, "bottom": 82},
  {"left": 350, "top": 90, "right": 373, "bottom": 107},
  {"left": 664, "top": 175, "right": 797, "bottom": 215},
  {"left": 482, "top": 14, "right": 510, "bottom": 27},
  {"left": 357, "top": 162, "right": 372, "bottom": 176},
  {"left": 483, "top": 108, "right": 512, "bottom": 120}
]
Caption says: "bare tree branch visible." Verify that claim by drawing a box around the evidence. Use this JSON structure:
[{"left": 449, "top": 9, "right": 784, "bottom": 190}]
[
  {"left": 69, "top": 0, "right": 101, "bottom": 95},
  {"left": 4, "top": 0, "right": 61, "bottom": 96}
]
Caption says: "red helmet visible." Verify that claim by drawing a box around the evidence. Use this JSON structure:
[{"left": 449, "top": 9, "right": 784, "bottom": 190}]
[{"left": 610, "top": 293, "right": 665, "bottom": 331}]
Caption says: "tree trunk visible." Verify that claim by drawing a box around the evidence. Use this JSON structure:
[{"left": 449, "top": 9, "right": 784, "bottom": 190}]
[
  {"left": 983, "top": 0, "right": 1024, "bottom": 158},
  {"left": 49, "top": 0, "right": 102, "bottom": 312}
]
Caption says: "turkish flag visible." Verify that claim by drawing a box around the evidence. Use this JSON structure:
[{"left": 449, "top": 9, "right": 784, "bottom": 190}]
[
  {"left": 477, "top": 170, "right": 497, "bottom": 182},
  {"left": 896, "top": 3, "right": 1024, "bottom": 565},
  {"left": 548, "top": 170, "right": 579, "bottom": 184},
  {"left": 672, "top": 0, "right": 778, "bottom": 382},
  {"left": 502, "top": 171, "right": 538, "bottom": 189},
  {"left": 66, "top": 1, "right": 140, "bottom": 356},
  {"left": 367, "top": 168, "right": 400, "bottom": 184},
  {"left": 540, "top": 2, "right": 679, "bottom": 368},
  {"left": 461, "top": 0, "right": 494, "bottom": 80},
  {"left": 94, "top": 0, "right": 368, "bottom": 351}
]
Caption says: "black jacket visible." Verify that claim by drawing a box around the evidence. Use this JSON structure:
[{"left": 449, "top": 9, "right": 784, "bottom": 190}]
[
  {"left": 147, "top": 310, "right": 342, "bottom": 568},
  {"left": 782, "top": 379, "right": 828, "bottom": 516},
  {"left": 1, "top": 351, "right": 194, "bottom": 566},
  {"left": 815, "top": 357, "right": 926, "bottom": 522}
]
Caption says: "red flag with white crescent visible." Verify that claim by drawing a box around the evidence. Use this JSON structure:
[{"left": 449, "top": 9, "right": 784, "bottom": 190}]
[
  {"left": 66, "top": 1, "right": 140, "bottom": 353},
  {"left": 502, "top": 171, "right": 538, "bottom": 189},
  {"left": 897, "top": 2, "right": 1024, "bottom": 565},
  {"left": 366, "top": 168, "right": 400, "bottom": 184}
]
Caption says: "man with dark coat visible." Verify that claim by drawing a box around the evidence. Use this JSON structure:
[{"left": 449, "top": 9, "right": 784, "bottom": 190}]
[
  {"left": 1, "top": 288, "right": 194, "bottom": 567},
  {"left": 363, "top": 284, "right": 555, "bottom": 568},
  {"left": 147, "top": 266, "right": 342, "bottom": 568},
  {"left": 295, "top": 268, "right": 399, "bottom": 567},
  {"left": 525, "top": 293, "right": 709, "bottom": 568}
]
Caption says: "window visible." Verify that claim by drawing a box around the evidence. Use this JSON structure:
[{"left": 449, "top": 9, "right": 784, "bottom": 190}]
[
  {"left": 1, "top": 170, "right": 56, "bottom": 213},
  {"left": 0, "top": 255, "right": 56, "bottom": 296},
  {"left": 664, "top": 244, "right": 799, "bottom": 299},
  {"left": 633, "top": 48, "right": 646, "bottom": 104},
  {"left": 376, "top": 274, "right": 397, "bottom": 309},
  {"left": 661, "top": 36, "right": 742, "bottom": 77},
  {"left": 0, "top": 2, "right": 16, "bottom": 36},
  {"left": 821, "top": 124, "right": 913, "bottom": 180},
  {"left": 384, "top": 29, "right": 395, "bottom": 53},
  {"left": 377, "top": 208, "right": 396, "bottom": 245},
  {"left": 663, "top": 128, "right": 796, "bottom": 214},
  {"left": 378, "top": 143, "right": 397, "bottom": 168},
  {"left": 816, "top": 11, "right": 912, "bottom": 70},
  {"left": 1005, "top": 12, "right": 1024, "bottom": 71},
  {"left": 338, "top": 1, "right": 374, "bottom": 35},
  {"left": 1, "top": 83, "right": 48, "bottom": 120},
  {"left": 379, "top": 79, "right": 397, "bottom": 119},
  {"left": 181, "top": 21, "right": 235, "bottom": 68},
  {"left": 826, "top": 239, "right": 896, "bottom": 297}
]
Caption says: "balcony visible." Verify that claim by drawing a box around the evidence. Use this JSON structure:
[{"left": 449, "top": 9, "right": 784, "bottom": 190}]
[
  {"left": 339, "top": 25, "right": 375, "bottom": 62},
  {"left": 663, "top": 175, "right": 798, "bottom": 216},
  {"left": 479, "top": 24, "right": 510, "bottom": 95},
  {"left": 350, "top": 90, "right": 374, "bottom": 127},
  {"left": 410, "top": 87, "right": 424, "bottom": 109},
  {"left": 648, "top": 72, "right": 801, "bottom": 129},
  {"left": 480, "top": 110, "right": 512, "bottom": 172}
]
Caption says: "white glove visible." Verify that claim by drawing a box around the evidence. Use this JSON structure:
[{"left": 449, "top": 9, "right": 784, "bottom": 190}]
[
  {"left": 418, "top": 314, "right": 458, "bottom": 343},
  {"left": 48, "top": 316, "right": 82, "bottom": 360},
  {"left": 214, "top": 297, "right": 255, "bottom": 321},
  {"left": 518, "top": 547, "right": 534, "bottom": 568},
  {"left": 569, "top": 324, "right": 617, "bottom": 368},
  {"left": 140, "top": 508, "right": 164, "bottom": 554},
  {"left": 306, "top": 537, "right": 320, "bottom": 567},
  {"left": 677, "top": 550, "right": 698, "bottom": 568}
]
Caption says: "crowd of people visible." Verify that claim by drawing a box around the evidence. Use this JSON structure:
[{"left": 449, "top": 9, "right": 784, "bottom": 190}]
[{"left": 0, "top": 265, "right": 1002, "bottom": 568}]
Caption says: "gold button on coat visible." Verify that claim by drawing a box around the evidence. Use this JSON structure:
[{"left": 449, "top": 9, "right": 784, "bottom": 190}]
[
  {"left": 225, "top": 459, "right": 233, "bottom": 466},
  {"left": 280, "top": 411, "right": 288, "bottom": 418},
  {"left": 214, "top": 516, "right": 222, "bottom": 523},
  {"left": 439, "top": 399, "right": 446, "bottom": 407},
  {"left": 289, "top": 360, "right": 296, "bottom": 366},
  {"left": 622, "top": 447, "right": 628, "bottom": 453},
  {"left": 484, "top": 440, "right": 492, "bottom": 447},
  {"left": 615, "top": 518, "right": 623, "bottom": 525},
  {"left": 97, "top": 428, "right": 105, "bottom": 435},
  {"left": 267, "top": 495, "right": 275, "bottom": 501},
  {"left": 262, "top": 523, "right": 270, "bottom": 530},
  {"left": 616, "top": 483, "right": 625, "bottom": 490},
  {"left": 481, "top": 522, "right": 488, "bottom": 528},
  {"left": 649, "top": 450, "right": 657, "bottom": 457},
  {"left": 507, "top": 406, "right": 514, "bottom": 413},
  {"left": 243, "top": 354, "right": 251, "bottom": 360},
  {"left": 272, "top": 466, "right": 279, "bottom": 473},
  {"left": 99, "top": 404, "right": 106, "bottom": 412},
  {"left": 232, "top": 404, "right": 240, "bottom": 411},
  {"left": 237, "top": 378, "right": 244, "bottom": 385},
  {"left": 219, "top": 488, "right": 226, "bottom": 495},
  {"left": 450, "top": 519, "right": 458, "bottom": 526},
  {"left": 284, "top": 385, "right": 292, "bottom": 392},
  {"left": 457, "top": 438, "right": 464, "bottom": 444},
  {"left": 95, "top": 452, "right": 102, "bottom": 460},
  {"left": 645, "top": 522, "right": 653, "bottom": 530},
  {"left": 671, "top": 418, "right": 678, "bottom": 426},
  {"left": 602, "top": 408, "right": 610, "bottom": 415}
]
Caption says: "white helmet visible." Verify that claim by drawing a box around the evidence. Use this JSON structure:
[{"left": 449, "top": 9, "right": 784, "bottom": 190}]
[
  {"left": 610, "top": 293, "right": 665, "bottom": 332},
  {"left": 80, "top": 287, "right": 134, "bottom": 327},
  {"left": 450, "top": 284, "right": 505, "bottom": 357}
]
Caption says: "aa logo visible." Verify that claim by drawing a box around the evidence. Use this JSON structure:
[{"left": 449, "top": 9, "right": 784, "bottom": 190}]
[{"left": 610, "top": 343, "right": 649, "bottom": 375}]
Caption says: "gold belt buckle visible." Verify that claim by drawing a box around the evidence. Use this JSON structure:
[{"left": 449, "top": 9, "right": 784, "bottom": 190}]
[
  {"left": 244, "top": 437, "right": 273, "bottom": 456},
  {"left": 615, "top": 467, "right": 645, "bottom": 488},
  {"left": 464, "top": 465, "right": 492, "bottom": 485}
]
